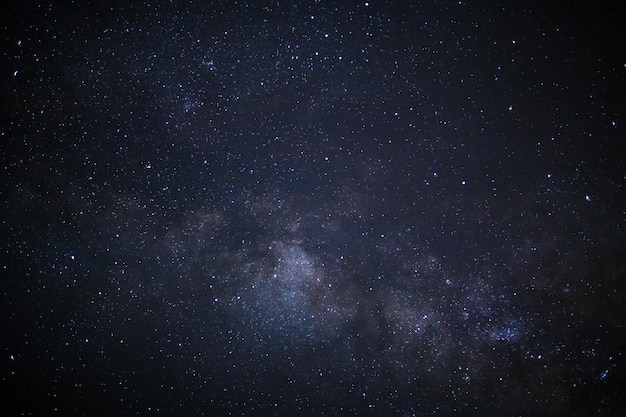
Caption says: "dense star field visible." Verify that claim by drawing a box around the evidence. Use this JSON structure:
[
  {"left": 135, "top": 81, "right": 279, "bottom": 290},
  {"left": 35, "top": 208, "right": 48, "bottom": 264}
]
[{"left": 1, "top": 1, "right": 625, "bottom": 416}]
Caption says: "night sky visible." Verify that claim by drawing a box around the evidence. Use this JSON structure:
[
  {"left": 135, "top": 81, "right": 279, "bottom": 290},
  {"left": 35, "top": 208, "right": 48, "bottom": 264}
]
[{"left": 2, "top": 1, "right": 626, "bottom": 416}]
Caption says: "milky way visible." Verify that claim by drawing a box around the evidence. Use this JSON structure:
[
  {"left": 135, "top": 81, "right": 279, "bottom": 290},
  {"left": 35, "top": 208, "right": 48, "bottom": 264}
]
[{"left": 1, "top": 1, "right": 625, "bottom": 416}]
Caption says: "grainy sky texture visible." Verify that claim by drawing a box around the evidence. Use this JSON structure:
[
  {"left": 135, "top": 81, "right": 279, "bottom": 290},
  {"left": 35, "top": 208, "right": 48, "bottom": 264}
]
[{"left": 1, "top": 1, "right": 625, "bottom": 416}]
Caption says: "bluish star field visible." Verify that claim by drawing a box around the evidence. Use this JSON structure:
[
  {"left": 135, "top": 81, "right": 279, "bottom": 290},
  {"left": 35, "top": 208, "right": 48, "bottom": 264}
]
[{"left": 1, "top": 1, "right": 625, "bottom": 416}]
